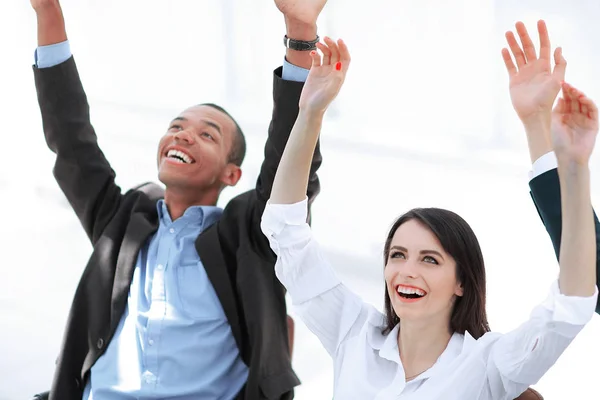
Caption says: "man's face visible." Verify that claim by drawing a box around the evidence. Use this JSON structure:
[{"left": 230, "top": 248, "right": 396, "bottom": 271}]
[{"left": 157, "top": 105, "right": 240, "bottom": 193}]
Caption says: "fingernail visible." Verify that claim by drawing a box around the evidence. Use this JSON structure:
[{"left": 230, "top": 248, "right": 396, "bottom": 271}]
[
  {"left": 310, "top": 50, "right": 316, "bottom": 55},
  {"left": 335, "top": 62, "right": 342, "bottom": 71}
]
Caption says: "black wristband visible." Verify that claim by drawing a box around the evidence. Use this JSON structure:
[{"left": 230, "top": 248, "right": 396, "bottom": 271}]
[{"left": 283, "top": 35, "right": 319, "bottom": 51}]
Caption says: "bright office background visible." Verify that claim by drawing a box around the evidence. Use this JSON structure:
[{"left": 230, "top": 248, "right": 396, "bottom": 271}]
[{"left": 1, "top": 0, "right": 599, "bottom": 399}]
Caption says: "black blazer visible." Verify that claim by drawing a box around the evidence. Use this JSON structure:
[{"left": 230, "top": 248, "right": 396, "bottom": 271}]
[
  {"left": 529, "top": 168, "right": 600, "bottom": 313},
  {"left": 32, "top": 57, "right": 322, "bottom": 400}
]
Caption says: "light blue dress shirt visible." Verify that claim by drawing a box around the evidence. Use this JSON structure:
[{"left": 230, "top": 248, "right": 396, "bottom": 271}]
[{"left": 35, "top": 41, "right": 308, "bottom": 399}]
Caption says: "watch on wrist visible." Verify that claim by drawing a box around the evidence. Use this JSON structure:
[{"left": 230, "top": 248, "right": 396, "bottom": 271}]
[{"left": 283, "top": 35, "right": 320, "bottom": 51}]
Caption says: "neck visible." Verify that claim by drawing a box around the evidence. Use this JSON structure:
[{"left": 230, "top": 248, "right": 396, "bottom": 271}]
[
  {"left": 398, "top": 316, "right": 453, "bottom": 380},
  {"left": 164, "top": 186, "right": 219, "bottom": 220}
]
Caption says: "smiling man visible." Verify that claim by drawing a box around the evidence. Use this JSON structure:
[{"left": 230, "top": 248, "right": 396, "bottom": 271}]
[{"left": 30, "top": 0, "right": 327, "bottom": 399}]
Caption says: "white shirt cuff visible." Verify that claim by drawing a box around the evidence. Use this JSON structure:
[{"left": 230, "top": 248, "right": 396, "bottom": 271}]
[
  {"left": 529, "top": 151, "right": 558, "bottom": 181},
  {"left": 538, "top": 280, "right": 598, "bottom": 335}
]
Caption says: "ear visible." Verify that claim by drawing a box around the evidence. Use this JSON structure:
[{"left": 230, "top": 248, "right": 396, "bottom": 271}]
[
  {"left": 454, "top": 282, "right": 464, "bottom": 297},
  {"left": 220, "top": 164, "right": 242, "bottom": 187}
]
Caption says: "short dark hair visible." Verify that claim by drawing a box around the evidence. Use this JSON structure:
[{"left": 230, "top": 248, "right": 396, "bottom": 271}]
[
  {"left": 199, "top": 103, "right": 246, "bottom": 166},
  {"left": 382, "top": 208, "right": 490, "bottom": 339}
]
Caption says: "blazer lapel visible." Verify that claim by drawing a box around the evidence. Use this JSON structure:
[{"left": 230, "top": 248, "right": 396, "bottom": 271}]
[
  {"left": 196, "top": 227, "right": 242, "bottom": 349},
  {"left": 110, "top": 212, "right": 157, "bottom": 331}
]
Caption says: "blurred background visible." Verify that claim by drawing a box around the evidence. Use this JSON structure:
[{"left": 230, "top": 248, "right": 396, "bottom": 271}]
[{"left": 1, "top": 0, "right": 599, "bottom": 398}]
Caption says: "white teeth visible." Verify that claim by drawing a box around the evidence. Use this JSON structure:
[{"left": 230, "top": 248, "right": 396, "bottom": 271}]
[
  {"left": 167, "top": 149, "right": 193, "bottom": 164},
  {"left": 397, "top": 286, "right": 426, "bottom": 296}
]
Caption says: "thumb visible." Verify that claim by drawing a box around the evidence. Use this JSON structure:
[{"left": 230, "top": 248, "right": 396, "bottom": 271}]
[{"left": 552, "top": 47, "right": 567, "bottom": 81}]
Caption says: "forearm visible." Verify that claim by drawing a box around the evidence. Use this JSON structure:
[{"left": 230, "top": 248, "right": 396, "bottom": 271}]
[
  {"left": 35, "top": 1, "right": 67, "bottom": 46},
  {"left": 271, "top": 110, "right": 323, "bottom": 204},
  {"left": 558, "top": 162, "right": 596, "bottom": 296},
  {"left": 523, "top": 118, "right": 553, "bottom": 164}
]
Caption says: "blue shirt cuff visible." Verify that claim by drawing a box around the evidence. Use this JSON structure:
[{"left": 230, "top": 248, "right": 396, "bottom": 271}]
[
  {"left": 35, "top": 40, "right": 72, "bottom": 68},
  {"left": 282, "top": 58, "right": 309, "bottom": 83}
]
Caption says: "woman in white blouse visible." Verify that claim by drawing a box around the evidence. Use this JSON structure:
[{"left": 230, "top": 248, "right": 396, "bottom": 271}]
[{"left": 261, "top": 27, "right": 598, "bottom": 399}]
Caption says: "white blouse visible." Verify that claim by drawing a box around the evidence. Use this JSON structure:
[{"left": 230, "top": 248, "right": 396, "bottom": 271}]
[{"left": 260, "top": 198, "right": 598, "bottom": 400}]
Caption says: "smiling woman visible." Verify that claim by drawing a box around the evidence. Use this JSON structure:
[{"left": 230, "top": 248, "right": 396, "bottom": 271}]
[{"left": 260, "top": 25, "right": 598, "bottom": 400}]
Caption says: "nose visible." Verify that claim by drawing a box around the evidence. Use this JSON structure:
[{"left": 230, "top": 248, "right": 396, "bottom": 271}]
[
  {"left": 399, "top": 259, "right": 419, "bottom": 279},
  {"left": 173, "top": 128, "right": 194, "bottom": 144}
]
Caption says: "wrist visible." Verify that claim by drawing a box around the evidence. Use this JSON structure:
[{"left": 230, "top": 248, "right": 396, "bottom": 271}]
[
  {"left": 285, "top": 19, "right": 318, "bottom": 41},
  {"left": 557, "top": 157, "right": 590, "bottom": 175},
  {"left": 522, "top": 118, "right": 553, "bottom": 164},
  {"left": 297, "top": 108, "right": 325, "bottom": 125}
]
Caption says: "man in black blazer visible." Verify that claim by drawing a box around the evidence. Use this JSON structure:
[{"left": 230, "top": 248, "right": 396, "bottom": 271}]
[
  {"left": 30, "top": 0, "right": 327, "bottom": 398},
  {"left": 502, "top": 20, "right": 600, "bottom": 314}
]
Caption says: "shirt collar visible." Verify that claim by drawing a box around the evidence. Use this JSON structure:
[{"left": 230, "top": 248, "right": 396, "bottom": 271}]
[
  {"left": 156, "top": 199, "right": 223, "bottom": 230},
  {"left": 366, "top": 313, "right": 470, "bottom": 382}
]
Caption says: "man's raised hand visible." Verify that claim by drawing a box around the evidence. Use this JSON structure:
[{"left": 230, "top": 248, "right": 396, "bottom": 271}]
[{"left": 502, "top": 20, "right": 566, "bottom": 126}]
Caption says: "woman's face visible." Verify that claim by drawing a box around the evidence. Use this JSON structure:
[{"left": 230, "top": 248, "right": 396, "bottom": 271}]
[{"left": 384, "top": 219, "right": 463, "bottom": 324}]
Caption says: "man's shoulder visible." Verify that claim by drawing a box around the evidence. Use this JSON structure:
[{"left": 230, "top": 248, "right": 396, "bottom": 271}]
[{"left": 130, "top": 182, "right": 165, "bottom": 200}]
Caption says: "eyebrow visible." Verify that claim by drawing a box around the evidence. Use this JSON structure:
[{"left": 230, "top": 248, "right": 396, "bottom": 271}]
[
  {"left": 390, "top": 245, "right": 444, "bottom": 259},
  {"left": 170, "top": 116, "right": 223, "bottom": 136}
]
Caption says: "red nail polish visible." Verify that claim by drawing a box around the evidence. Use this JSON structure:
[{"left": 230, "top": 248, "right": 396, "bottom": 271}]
[
  {"left": 335, "top": 62, "right": 342, "bottom": 71},
  {"left": 310, "top": 50, "right": 316, "bottom": 55}
]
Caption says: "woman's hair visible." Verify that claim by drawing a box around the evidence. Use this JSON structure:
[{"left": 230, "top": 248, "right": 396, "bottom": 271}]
[{"left": 382, "top": 208, "right": 490, "bottom": 339}]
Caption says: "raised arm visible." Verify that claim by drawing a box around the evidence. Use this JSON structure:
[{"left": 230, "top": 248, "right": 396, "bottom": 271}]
[
  {"left": 254, "top": 0, "right": 327, "bottom": 215},
  {"left": 487, "top": 25, "right": 598, "bottom": 396},
  {"left": 270, "top": 39, "right": 350, "bottom": 204},
  {"left": 503, "top": 20, "right": 600, "bottom": 312},
  {"left": 260, "top": 40, "right": 367, "bottom": 358},
  {"left": 551, "top": 82, "right": 597, "bottom": 297},
  {"left": 32, "top": 0, "right": 122, "bottom": 243}
]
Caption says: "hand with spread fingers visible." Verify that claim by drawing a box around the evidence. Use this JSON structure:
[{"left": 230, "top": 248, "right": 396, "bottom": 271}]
[
  {"left": 502, "top": 20, "right": 566, "bottom": 127},
  {"left": 551, "top": 82, "right": 599, "bottom": 166},
  {"left": 299, "top": 37, "right": 351, "bottom": 115}
]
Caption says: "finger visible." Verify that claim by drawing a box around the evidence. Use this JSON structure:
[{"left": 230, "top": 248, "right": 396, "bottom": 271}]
[
  {"left": 323, "top": 36, "right": 340, "bottom": 64},
  {"left": 561, "top": 83, "right": 572, "bottom": 114},
  {"left": 501, "top": 48, "right": 517, "bottom": 77},
  {"left": 516, "top": 21, "right": 537, "bottom": 62},
  {"left": 338, "top": 38, "right": 351, "bottom": 64},
  {"left": 552, "top": 47, "right": 567, "bottom": 82},
  {"left": 580, "top": 94, "right": 599, "bottom": 121},
  {"left": 554, "top": 97, "right": 567, "bottom": 114},
  {"left": 309, "top": 50, "right": 321, "bottom": 68},
  {"left": 505, "top": 31, "right": 526, "bottom": 68},
  {"left": 316, "top": 42, "right": 331, "bottom": 65},
  {"left": 588, "top": 100, "right": 599, "bottom": 122},
  {"left": 581, "top": 103, "right": 589, "bottom": 117},
  {"left": 537, "top": 20, "right": 551, "bottom": 60}
]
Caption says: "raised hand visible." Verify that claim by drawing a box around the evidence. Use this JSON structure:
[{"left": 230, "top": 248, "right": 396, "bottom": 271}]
[
  {"left": 274, "top": 0, "right": 327, "bottom": 26},
  {"left": 502, "top": 20, "right": 566, "bottom": 126},
  {"left": 299, "top": 37, "right": 351, "bottom": 115},
  {"left": 551, "top": 82, "right": 598, "bottom": 166}
]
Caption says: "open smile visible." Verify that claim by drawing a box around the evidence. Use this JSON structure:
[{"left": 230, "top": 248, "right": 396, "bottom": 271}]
[
  {"left": 164, "top": 148, "right": 196, "bottom": 165},
  {"left": 395, "top": 284, "right": 427, "bottom": 303}
]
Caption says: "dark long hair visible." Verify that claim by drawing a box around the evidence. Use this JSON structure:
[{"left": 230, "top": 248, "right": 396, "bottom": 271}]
[{"left": 382, "top": 208, "right": 490, "bottom": 339}]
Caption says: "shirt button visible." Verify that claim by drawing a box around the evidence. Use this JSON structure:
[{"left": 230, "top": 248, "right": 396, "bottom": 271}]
[
  {"left": 169, "top": 228, "right": 175, "bottom": 234},
  {"left": 157, "top": 264, "right": 164, "bottom": 270},
  {"left": 96, "top": 338, "right": 104, "bottom": 349},
  {"left": 148, "top": 339, "right": 154, "bottom": 346}
]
